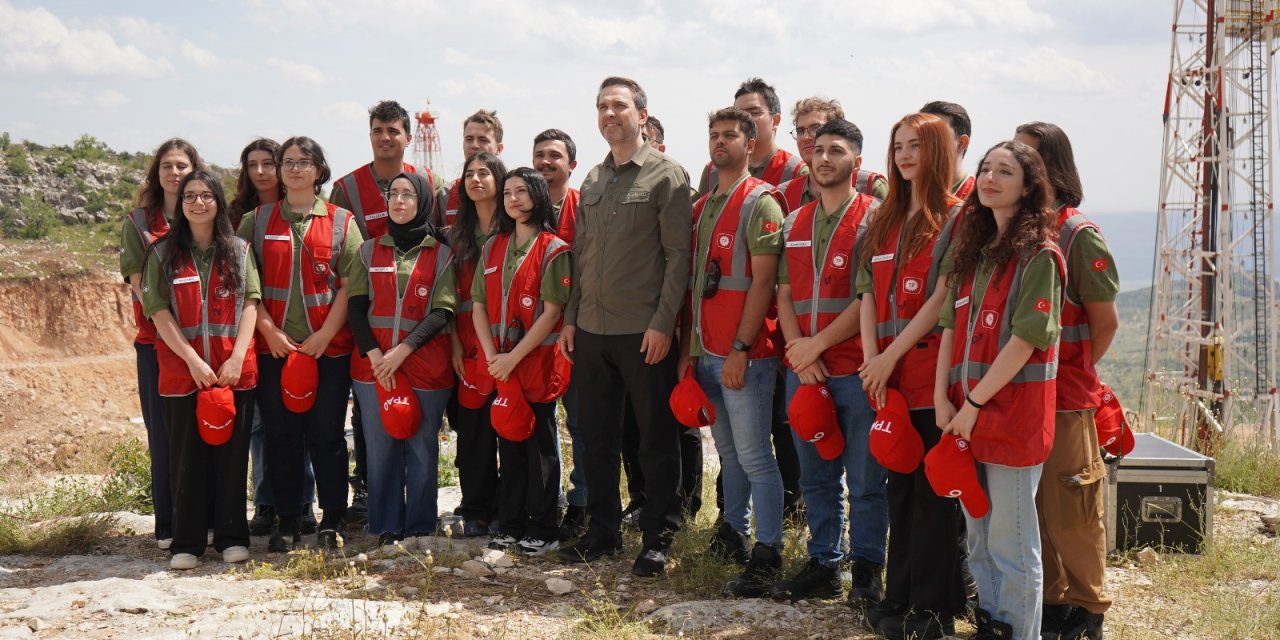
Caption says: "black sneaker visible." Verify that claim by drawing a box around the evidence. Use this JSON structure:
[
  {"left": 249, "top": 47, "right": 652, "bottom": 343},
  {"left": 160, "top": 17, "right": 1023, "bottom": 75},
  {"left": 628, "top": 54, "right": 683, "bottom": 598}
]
[
  {"left": 348, "top": 486, "right": 369, "bottom": 524},
  {"left": 316, "top": 510, "right": 346, "bottom": 550},
  {"left": 708, "top": 520, "right": 750, "bottom": 565},
  {"left": 848, "top": 558, "right": 884, "bottom": 613},
  {"left": 1041, "top": 603, "right": 1072, "bottom": 637},
  {"left": 268, "top": 515, "right": 301, "bottom": 553},
  {"left": 300, "top": 505, "right": 318, "bottom": 535},
  {"left": 1057, "top": 607, "right": 1105, "bottom": 640},
  {"left": 863, "top": 599, "right": 906, "bottom": 633},
  {"left": 620, "top": 501, "right": 644, "bottom": 530},
  {"left": 723, "top": 543, "right": 783, "bottom": 598},
  {"left": 768, "top": 557, "right": 842, "bottom": 602},
  {"left": 557, "top": 535, "right": 623, "bottom": 564},
  {"left": 876, "top": 609, "right": 955, "bottom": 640},
  {"left": 377, "top": 531, "right": 404, "bottom": 550},
  {"left": 249, "top": 505, "right": 276, "bottom": 536},
  {"left": 632, "top": 546, "right": 668, "bottom": 577},
  {"left": 558, "top": 505, "right": 587, "bottom": 542}
]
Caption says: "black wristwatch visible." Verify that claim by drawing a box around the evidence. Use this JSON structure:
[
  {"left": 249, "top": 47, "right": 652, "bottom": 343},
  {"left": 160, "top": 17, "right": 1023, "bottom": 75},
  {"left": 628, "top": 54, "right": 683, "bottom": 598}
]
[{"left": 732, "top": 339, "right": 750, "bottom": 353}]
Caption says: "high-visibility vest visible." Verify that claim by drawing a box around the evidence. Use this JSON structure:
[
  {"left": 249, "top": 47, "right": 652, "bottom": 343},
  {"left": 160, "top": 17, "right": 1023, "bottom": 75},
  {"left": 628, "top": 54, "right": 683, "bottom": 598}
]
[
  {"left": 153, "top": 239, "right": 258, "bottom": 396},
  {"left": 251, "top": 201, "right": 354, "bottom": 357},
  {"left": 480, "top": 231, "right": 571, "bottom": 403},
  {"left": 440, "top": 179, "right": 461, "bottom": 228},
  {"left": 334, "top": 162, "right": 436, "bottom": 240},
  {"left": 454, "top": 257, "right": 481, "bottom": 358},
  {"left": 779, "top": 170, "right": 886, "bottom": 213},
  {"left": 705, "top": 148, "right": 807, "bottom": 191},
  {"left": 127, "top": 208, "right": 169, "bottom": 345},
  {"left": 1055, "top": 205, "right": 1106, "bottom": 411},
  {"left": 869, "top": 205, "right": 961, "bottom": 409},
  {"left": 350, "top": 239, "right": 454, "bottom": 390},
  {"left": 690, "top": 176, "right": 785, "bottom": 359},
  {"left": 948, "top": 244, "right": 1065, "bottom": 466},
  {"left": 856, "top": 170, "right": 886, "bottom": 199},
  {"left": 954, "top": 175, "right": 976, "bottom": 201},
  {"left": 554, "top": 188, "right": 579, "bottom": 244},
  {"left": 783, "top": 194, "right": 876, "bottom": 375}
]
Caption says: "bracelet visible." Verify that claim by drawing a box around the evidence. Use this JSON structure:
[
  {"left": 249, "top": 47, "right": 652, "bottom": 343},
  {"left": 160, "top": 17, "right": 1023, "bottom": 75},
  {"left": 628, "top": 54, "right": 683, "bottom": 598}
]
[{"left": 965, "top": 394, "right": 985, "bottom": 410}]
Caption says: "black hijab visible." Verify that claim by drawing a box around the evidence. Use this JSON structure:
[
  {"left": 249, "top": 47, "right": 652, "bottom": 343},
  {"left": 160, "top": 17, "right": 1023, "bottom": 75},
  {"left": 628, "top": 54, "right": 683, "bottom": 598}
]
[{"left": 385, "top": 172, "right": 435, "bottom": 251}]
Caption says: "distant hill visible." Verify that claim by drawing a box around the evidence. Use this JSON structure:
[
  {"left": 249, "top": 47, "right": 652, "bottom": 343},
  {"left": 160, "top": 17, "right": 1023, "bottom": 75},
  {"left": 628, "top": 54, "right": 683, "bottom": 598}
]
[{"left": 1096, "top": 287, "right": 1151, "bottom": 407}]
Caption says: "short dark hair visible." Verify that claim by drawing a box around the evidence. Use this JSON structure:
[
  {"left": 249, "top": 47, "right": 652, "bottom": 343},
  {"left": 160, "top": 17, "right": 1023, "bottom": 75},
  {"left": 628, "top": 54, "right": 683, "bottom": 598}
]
[
  {"left": 644, "top": 116, "right": 665, "bottom": 144},
  {"left": 496, "top": 167, "right": 555, "bottom": 235},
  {"left": 735, "top": 77, "right": 781, "bottom": 115},
  {"left": 369, "top": 100, "right": 411, "bottom": 135},
  {"left": 463, "top": 110, "right": 504, "bottom": 143},
  {"left": 1016, "top": 121, "right": 1084, "bottom": 208},
  {"left": 534, "top": 129, "right": 577, "bottom": 164},
  {"left": 919, "top": 100, "right": 972, "bottom": 140},
  {"left": 814, "top": 119, "right": 864, "bottom": 153},
  {"left": 708, "top": 107, "right": 757, "bottom": 140},
  {"left": 598, "top": 76, "right": 648, "bottom": 110},
  {"left": 278, "top": 136, "right": 331, "bottom": 195}
]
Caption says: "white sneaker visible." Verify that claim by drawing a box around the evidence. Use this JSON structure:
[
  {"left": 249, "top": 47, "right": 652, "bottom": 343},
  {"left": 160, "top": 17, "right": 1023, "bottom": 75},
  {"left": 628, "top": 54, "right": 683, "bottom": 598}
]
[
  {"left": 157, "top": 538, "right": 173, "bottom": 550},
  {"left": 516, "top": 537, "right": 559, "bottom": 556},
  {"left": 487, "top": 534, "right": 518, "bottom": 551},
  {"left": 207, "top": 530, "right": 215, "bottom": 545},
  {"left": 222, "top": 546, "right": 250, "bottom": 563},
  {"left": 170, "top": 553, "right": 199, "bottom": 570}
]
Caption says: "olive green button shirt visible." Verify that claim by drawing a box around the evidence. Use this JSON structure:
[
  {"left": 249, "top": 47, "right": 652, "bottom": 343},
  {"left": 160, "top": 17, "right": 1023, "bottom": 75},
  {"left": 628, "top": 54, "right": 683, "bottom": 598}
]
[
  {"left": 329, "top": 165, "right": 448, "bottom": 239},
  {"left": 939, "top": 250, "right": 1062, "bottom": 351},
  {"left": 566, "top": 143, "right": 692, "bottom": 335},
  {"left": 690, "top": 173, "right": 784, "bottom": 356},
  {"left": 235, "top": 198, "right": 362, "bottom": 343},
  {"left": 344, "top": 234, "right": 458, "bottom": 314},
  {"left": 471, "top": 232, "right": 573, "bottom": 307},
  {"left": 141, "top": 242, "right": 263, "bottom": 318}
]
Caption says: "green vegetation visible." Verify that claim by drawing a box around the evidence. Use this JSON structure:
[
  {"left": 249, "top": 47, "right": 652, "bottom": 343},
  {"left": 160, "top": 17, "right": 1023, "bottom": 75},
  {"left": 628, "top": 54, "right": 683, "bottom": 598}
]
[
  {"left": 1216, "top": 439, "right": 1280, "bottom": 497},
  {"left": 0, "top": 195, "right": 58, "bottom": 239},
  {"left": 4, "top": 144, "right": 31, "bottom": 177}
]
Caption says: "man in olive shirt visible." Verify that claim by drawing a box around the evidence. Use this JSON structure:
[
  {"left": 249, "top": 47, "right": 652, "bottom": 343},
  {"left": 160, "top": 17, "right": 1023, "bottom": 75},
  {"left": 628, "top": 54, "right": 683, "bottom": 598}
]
[{"left": 557, "top": 76, "right": 692, "bottom": 577}]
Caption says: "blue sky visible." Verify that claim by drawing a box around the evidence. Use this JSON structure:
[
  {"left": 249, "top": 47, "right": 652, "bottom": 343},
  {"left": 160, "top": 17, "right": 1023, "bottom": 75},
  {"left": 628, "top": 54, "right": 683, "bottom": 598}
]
[{"left": 1, "top": 0, "right": 1183, "bottom": 290}]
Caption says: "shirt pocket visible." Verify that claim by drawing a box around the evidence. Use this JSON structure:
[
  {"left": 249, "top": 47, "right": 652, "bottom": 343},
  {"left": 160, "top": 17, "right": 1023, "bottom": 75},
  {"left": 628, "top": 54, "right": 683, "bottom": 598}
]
[{"left": 603, "top": 187, "right": 650, "bottom": 233}]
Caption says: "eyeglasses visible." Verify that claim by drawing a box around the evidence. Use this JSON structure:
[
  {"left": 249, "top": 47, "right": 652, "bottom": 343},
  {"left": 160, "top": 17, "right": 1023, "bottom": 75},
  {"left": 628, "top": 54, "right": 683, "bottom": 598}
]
[
  {"left": 791, "top": 125, "right": 822, "bottom": 140},
  {"left": 387, "top": 190, "right": 417, "bottom": 202},
  {"left": 281, "top": 159, "right": 314, "bottom": 171},
  {"left": 182, "top": 192, "right": 216, "bottom": 204}
]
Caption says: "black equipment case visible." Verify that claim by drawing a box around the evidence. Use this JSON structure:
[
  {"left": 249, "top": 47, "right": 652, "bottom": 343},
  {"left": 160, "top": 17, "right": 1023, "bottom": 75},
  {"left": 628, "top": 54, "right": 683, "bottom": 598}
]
[{"left": 1104, "top": 432, "right": 1214, "bottom": 554}]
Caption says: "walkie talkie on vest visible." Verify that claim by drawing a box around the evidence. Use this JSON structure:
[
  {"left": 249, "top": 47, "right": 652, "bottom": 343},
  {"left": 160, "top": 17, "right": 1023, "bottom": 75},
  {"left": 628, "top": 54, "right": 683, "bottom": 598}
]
[{"left": 702, "top": 257, "right": 722, "bottom": 299}]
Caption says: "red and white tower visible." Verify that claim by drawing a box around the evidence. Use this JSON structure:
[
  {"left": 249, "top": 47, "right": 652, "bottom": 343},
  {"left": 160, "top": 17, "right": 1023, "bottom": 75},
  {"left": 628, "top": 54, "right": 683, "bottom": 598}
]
[{"left": 412, "top": 105, "right": 444, "bottom": 176}]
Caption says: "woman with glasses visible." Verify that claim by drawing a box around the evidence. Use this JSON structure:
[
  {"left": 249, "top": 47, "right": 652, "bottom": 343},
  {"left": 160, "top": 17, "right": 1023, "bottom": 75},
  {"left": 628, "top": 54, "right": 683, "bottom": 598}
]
[
  {"left": 472, "top": 167, "right": 571, "bottom": 557},
  {"left": 120, "top": 138, "right": 205, "bottom": 550},
  {"left": 237, "top": 136, "right": 362, "bottom": 552},
  {"left": 143, "top": 170, "right": 260, "bottom": 570},
  {"left": 346, "top": 172, "right": 457, "bottom": 550},
  {"left": 446, "top": 152, "right": 507, "bottom": 537}
]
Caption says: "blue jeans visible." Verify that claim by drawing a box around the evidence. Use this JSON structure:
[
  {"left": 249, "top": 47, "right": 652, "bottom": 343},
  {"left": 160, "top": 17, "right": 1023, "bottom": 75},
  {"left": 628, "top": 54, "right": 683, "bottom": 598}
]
[
  {"left": 967, "top": 462, "right": 1044, "bottom": 640},
  {"left": 561, "top": 378, "right": 588, "bottom": 508},
  {"left": 353, "top": 382, "right": 449, "bottom": 536},
  {"left": 134, "top": 342, "right": 171, "bottom": 540},
  {"left": 786, "top": 371, "right": 888, "bottom": 566},
  {"left": 697, "top": 356, "right": 783, "bottom": 547},
  {"left": 250, "top": 402, "right": 316, "bottom": 507}
]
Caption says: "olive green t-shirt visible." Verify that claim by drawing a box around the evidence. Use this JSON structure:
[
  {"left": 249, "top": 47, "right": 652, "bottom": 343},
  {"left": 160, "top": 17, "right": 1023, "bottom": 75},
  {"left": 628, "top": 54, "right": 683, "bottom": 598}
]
[
  {"left": 778, "top": 172, "right": 890, "bottom": 211},
  {"left": 939, "top": 250, "right": 1062, "bottom": 351},
  {"left": 1066, "top": 226, "right": 1120, "bottom": 303},
  {"left": 120, "top": 209, "right": 167, "bottom": 280},
  {"left": 470, "top": 232, "right": 573, "bottom": 308},
  {"left": 344, "top": 234, "right": 458, "bottom": 315},
  {"left": 329, "top": 164, "right": 449, "bottom": 239},
  {"left": 696, "top": 149, "right": 811, "bottom": 195},
  {"left": 778, "top": 194, "right": 857, "bottom": 286},
  {"left": 235, "top": 197, "right": 362, "bottom": 342},
  {"left": 141, "top": 242, "right": 262, "bottom": 318}
]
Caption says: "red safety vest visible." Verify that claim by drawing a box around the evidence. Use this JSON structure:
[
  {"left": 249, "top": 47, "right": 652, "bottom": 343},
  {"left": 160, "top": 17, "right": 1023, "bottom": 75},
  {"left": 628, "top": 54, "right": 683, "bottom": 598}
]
[
  {"left": 153, "top": 239, "right": 258, "bottom": 396},
  {"left": 948, "top": 244, "right": 1065, "bottom": 467},
  {"left": 704, "top": 148, "right": 807, "bottom": 192},
  {"left": 869, "top": 206, "right": 961, "bottom": 409},
  {"left": 440, "top": 179, "right": 461, "bottom": 228},
  {"left": 334, "top": 162, "right": 436, "bottom": 240},
  {"left": 784, "top": 194, "right": 876, "bottom": 376},
  {"left": 350, "top": 239, "right": 454, "bottom": 390},
  {"left": 1055, "top": 206, "right": 1105, "bottom": 411},
  {"left": 127, "top": 208, "right": 169, "bottom": 345},
  {"left": 454, "top": 257, "right": 481, "bottom": 359},
  {"left": 690, "top": 176, "right": 785, "bottom": 359},
  {"left": 954, "top": 175, "right": 976, "bottom": 201},
  {"left": 554, "top": 188, "right": 579, "bottom": 244},
  {"left": 251, "top": 201, "right": 354, "bottom": 357},
  {"left": 480, "top": 231, "right": 572, "bottom": 403},
  {"left": 780, "top": 170, "right": 886, "bottom": 213}
]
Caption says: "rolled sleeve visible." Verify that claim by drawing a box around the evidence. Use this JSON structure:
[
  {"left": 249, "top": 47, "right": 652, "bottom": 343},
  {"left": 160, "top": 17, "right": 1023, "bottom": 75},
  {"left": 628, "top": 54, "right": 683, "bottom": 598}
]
[
  {"left": 1068, "top": 227, "right": 1120, "bottom": 303},
  {"left": 431, "top": 262, "right": 458, "bottom": 313},
  {"left": 1010, "top": 252, "right": 1063, "bottom": 351},
  {"left": 540, "top": 252, "right": 572, "bottom": 306},
  {"left": 746, "top": 197, "right": 785, "bottom": 256}
]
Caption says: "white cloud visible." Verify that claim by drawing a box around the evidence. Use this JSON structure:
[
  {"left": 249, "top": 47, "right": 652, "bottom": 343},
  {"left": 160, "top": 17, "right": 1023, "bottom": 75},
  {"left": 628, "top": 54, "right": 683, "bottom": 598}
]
[
  {"left": 0, "top": 1, "right": 172, "bottom": 78},
  {"left": 179, "top": 105, "right": 246, "bottom": 126},
  {"left": 851, "top": 0, "right": 1053, "bottom": 35},
  {"left": 321, "top": 101, "right": 367, "bottom": 123},
  {"left": 181, "top": 40, "right": 218, "bottom": 68},
  {"left": 267, "top": 57, "right": 326, "bottom": 86},
  {"left": 36, "top": 87, "right": 129, "bottom": 109}
]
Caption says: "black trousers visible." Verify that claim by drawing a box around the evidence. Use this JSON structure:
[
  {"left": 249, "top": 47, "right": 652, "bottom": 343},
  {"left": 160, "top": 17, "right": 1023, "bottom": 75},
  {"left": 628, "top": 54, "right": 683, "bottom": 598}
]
[
  {"left": 350, "top": 393, "right": 367, "bottom": 491},
  {"left": 164, "top": 389, "right": 252, "bottom": 556},
  {"left": 497, "top": 401, "right": 560, "bottom": 541},
  {"left": 624, "top": 392, "right": 704, "bottom": 517},
  {"left": 621, "top": 395, "right": 645, "bottom": 506},
  {"left": 578, "top": 330, "right": 683, "bottom": 549},
  {"left": 135, "top": 343, "right": 173, "bottom": 541},
  {"left": 257, "top": 354, "right": 351, "bottom": 518},
  {"left": 884, "top": 408, "right": 966, "bottom": 615},
  {"left": 452, "top": 398, "right": 500, "bottom": 522}
]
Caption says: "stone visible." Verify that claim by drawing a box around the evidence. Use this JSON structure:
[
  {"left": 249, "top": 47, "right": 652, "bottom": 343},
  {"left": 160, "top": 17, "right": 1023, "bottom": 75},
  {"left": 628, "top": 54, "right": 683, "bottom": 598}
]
[
  {"left": 399, "top": 586, "right": 419, "bottom": 597},
  {"left": 26, "top": 618, "right": 45, "bottom": 632},
  {"left": 635, "top": 598, "right": 660, "bottom": 615},
  {"left": 460, "top": 560, "right": 493, "bottom": 577},
  {"left": 648, "top": 600, "right": 808, "bottom": 634},
  {"left": 1136, "top": 546, "right": 1160, "bottom": 565},
  {"left": 545, "top": 577, "right": 574, "bottom": 595},
  {"left": 615, "top": 583, "right": 628, "bottom": 592}
]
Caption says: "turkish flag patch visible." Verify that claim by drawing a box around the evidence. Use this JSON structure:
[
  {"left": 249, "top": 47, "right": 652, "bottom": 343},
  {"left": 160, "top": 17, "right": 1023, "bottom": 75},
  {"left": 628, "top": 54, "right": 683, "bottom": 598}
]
[
  {"left": 1092, "top": 258, "right": 1108, "bottom": 271},
  {"left": 763, "top": 221, "right": 778, "bottom": 233},
  {"left": 1035, "top": 298, "right": 1052, "bottom": 313},
  {"left": 561, "top": 276, "right": 571, "bottom": 287}
]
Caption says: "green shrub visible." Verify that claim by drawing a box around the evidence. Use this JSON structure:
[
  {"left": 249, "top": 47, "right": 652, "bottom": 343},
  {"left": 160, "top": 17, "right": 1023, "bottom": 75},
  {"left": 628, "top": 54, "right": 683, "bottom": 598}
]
[
  {"left": 1215, "top": 438, "right": 1280, "bottom": 497},
  {"left": 71, "top": 134, "right": 109, "bottom": 162},
  {"left": 55, "top": 158, "right": 75, "bottom": 178},
  {"left": 6, "top": 150, "right": 31, "bottom": 178},
  {"left": 0, "top": 132, "right": 9, "bottom": 150},
  {"left": 0, "top": 195, "right": 58, "bottom": 239}
]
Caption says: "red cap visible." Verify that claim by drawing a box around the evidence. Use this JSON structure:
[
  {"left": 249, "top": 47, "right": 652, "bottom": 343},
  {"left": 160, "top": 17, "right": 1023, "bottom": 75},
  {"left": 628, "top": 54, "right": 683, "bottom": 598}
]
[
  {"left": 457, "top": 355, "right": 496, "bottom": 410},
  {"left": 196, "top": 386, "right": 236, "bottom": 446},
  {"left": 491, "top": 378, "right": 535, "bottom": 442},
  {"left": 924, "top": 434, "right": 990, "bottom": 518},
  {"left": 543, "top": 349, "right": 572, "bottom": 402},
  {"left": 869, "top": 389, "right": 924, "bottom": 474},
  {"left": 788, "top": 384, "right": 844, "bottom": 460},
  {"left": 281, "top": 352, "right": 318, "bottom": 413},
  {"left": 669, "top": 368, "right": 715, "bottom": 428},
  {"left": 376, "top": 372, "right": 422, "bottom": 440},
  {"left": 1095, "top": 383, "right": 1134, "bottom": 456}
]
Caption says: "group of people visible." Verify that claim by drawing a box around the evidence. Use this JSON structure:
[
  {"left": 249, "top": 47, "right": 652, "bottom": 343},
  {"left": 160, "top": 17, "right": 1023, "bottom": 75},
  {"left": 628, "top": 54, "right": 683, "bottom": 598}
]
[{"left": 119, "top": 75, "right": 1119, "bottom": 640}]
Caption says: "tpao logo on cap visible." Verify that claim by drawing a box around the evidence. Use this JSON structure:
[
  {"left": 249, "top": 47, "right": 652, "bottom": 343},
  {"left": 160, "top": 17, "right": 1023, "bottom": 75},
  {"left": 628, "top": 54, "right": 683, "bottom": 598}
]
[
  {"left": 493, "top": 397, "right": 510, "bottom": 408},
  {"left": 871, "top": 420, "right": 891, "bottom": 433},
  {"left": 955, "top": 438, "right": 969, "bottom": 451},
  {"left": 383, "top": 396, "right": 410, "bottom": 412}
]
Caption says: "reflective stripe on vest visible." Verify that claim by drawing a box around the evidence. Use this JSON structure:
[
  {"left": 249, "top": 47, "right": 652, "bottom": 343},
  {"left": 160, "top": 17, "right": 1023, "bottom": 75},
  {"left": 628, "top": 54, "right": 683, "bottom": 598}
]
[
  {"left": 872, "top": 203, "right": 962, "bottom": 344},
  {"left": 128, "top": 207, "right": 169, "bottom": 344},
  {"left": 855, "top": 170, "right": 884, "bottom": 197},
  {"left": 1055, "top": 205, "right": 1104, "bottom": 409},
  {"left": 483, "top": 233, "right": 569, "bottom": 348},
  {"left": 360, "top": 240, "right": 453, "bottom": 339},
  {"left": 356, "top": 238, "right": 455, "bottom": 389},
  {"left": 339, "top": 162, "right": 431, "bottom": 240},
  {"left": 440, "top": 180, "right": 461, "bottom": 228}
]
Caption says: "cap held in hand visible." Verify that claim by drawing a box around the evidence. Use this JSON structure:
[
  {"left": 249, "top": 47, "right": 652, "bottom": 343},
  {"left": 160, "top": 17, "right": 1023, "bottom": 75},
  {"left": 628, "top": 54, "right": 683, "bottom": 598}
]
[
  {"left": 1095, "top": 383, "right": 1134, "bottom": 457},
  {"left": 670, "top": 368, "right": 715, "bottom": 428},
  {"left": 281, "top": 351, "right": 318, "bottom": 413},
  {"left": 924, "top": 434, "right": 990, "bottom": 518},
  {"left": 869, "top": 388, "right": 924, "bottom": 473},
  {"left": 491, "top": 378, "right": 535, "bottom": 442},
  {"left": 788, "top": 383, "right": 844, "bottom": 460},
  {"left": 376, "top": 371, "right": 422, "bottom": 440},
  {"left": 196, "top": 386, "right": 236, "bottom": 446},
  {"left": 458, "top": 354, "right": 496, "bottom": 410}
]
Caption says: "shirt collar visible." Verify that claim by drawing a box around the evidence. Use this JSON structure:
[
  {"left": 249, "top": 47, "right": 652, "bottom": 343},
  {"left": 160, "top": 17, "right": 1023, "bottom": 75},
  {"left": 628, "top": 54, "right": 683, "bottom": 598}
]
[{"left": 605, "top": 140, "right": 653, "bottom": 170}]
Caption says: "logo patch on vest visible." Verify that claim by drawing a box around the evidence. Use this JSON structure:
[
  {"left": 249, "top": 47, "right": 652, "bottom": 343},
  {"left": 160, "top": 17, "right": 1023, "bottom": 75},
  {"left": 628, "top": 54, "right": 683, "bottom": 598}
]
[
  {"left": 216, "top": 286, "right": 232, "bottom": 299},
  {"left": 520, "top": 294, "right": 535, "bottom": 309},
  {"left": 981, "top": 311, "right": 998, "bottom": 330},
  {"left": 1092, "top": 258, "right": 1108, "bottom": 271},
  {"left": 416, "top": 285, "right": 430, "bottom": 299},
  {"left": 830, "top": 253, "right": 849, "bottom": 269},
  {"left": 314, "top": 262, "right": 328, "bottom": 275},
  {"left": 717, "top": 233, "right": 733, "bottom": 249},
  {"left": 903, "top": 277, "right": 923, "bottom": 295},
  {"left": 1035, "top": 298, "right": 1052, "bottom": 313}
]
